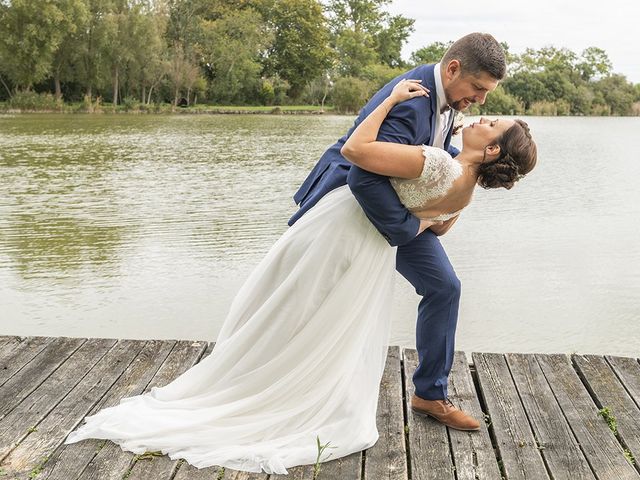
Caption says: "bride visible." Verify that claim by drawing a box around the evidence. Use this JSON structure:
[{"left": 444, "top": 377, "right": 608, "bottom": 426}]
[{"left": 64, "top": 79, "right": 537, "bottom": 474}]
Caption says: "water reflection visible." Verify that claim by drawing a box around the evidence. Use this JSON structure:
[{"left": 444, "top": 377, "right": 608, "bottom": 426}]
[{"left": 3, "top": 214, "right": 125, "bottom": 279}]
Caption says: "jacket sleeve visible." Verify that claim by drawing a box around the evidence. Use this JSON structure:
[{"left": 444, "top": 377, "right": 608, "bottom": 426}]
[
  {"left": 447, "top": 144, "right": 460, "bottom": 158},
  {"left": 346, "top": 100, "right": 424, "bottom": 246}
]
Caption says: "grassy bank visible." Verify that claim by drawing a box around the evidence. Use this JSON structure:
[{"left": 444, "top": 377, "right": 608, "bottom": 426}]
[{"left": 0, "top": 101, "right": 336, "bottom": 115}]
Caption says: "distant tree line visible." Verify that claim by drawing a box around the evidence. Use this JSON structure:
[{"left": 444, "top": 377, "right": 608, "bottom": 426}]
[{"left": 1, "top": 0, "right": 638, "bottom": 115}]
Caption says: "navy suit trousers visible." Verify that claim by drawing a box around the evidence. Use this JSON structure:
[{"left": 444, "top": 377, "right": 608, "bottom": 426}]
[{"left": 396, "top": 229, "right": 461, "bottom": 400}]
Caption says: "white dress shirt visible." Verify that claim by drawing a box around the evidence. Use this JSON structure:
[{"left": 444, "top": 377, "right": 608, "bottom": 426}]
[{"left": 432, "top": 63, "right": 452, "bottom": 149}]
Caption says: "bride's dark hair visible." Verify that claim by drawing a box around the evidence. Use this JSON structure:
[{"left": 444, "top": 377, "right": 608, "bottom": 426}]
[{"left": 477, "top": 119, "right": 537, "bottom": 190}]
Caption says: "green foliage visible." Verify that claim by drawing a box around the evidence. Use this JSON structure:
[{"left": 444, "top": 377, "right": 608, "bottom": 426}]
[
  {"left": 261, "top": 0, "right": 333, "bottom": 99},
  {"left": 598, "top": 406, "right": 618, "bottom": 435},
  {"left": 122, "top": 96, "right": 141, "bottom": 112},
  {"left": 593, "top": 74, "right": 636, "bottom": 115},
  {"left": 201, "top": 7, "right": 272, "bottom": 104},
  {"left": 331, "top": 76, "right": 370, "bottom": 113},
  {"left": 313, "top": 435, "right": 337, "bottom": 479},
  {"left": 8, "top": 91, "right": 60, "bottom": 111},
  {"left": 260, "top": 76, "right": 290, "bottom": 105},
  {"left": 328, "top": 0, "right": 413, "bottom": 75},
  {"left": 0, "top": 0, "right": 635, "bottom": 114},
  {"left": 476, "top": 85, "right": 523, "bottom": 115},
  {"left": 0, "top": 0, "right": 83, "bottom": 90},
  {"left": 410, "top": 41, "right": 452, "bottom": 66},
  {"left": 360, "top": 64, "right": 404, "bottom": 92},
  {"left": 373, "top": 14, "right": 414, "bottom": 68}
]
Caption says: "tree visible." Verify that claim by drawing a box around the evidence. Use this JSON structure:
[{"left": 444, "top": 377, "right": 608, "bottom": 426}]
[
  {"left": 373, "top": 14, "right": 414, "bottom": 68},
  {"left": 200, "top": 8, "right": 272, "bottom": 103},
  {"left": 261, "top": 0, "right": 333, "bottom": 99},
  {"left": 476, "top": 85, "right": 523, "bottom": 115},
  {"left": 502, "top": 71, "right": 554, "bottom": 110},
  {"left": 50, "top": 0, "right": 90, "bottom": 101},
  {"left": 594, "top": 74, "right": 635, "bottom": 115},
  {"left": 0, "top": 0, "right": 79, "bottom": 90},
  {"left": 578, "top": 47, "right": 612, "bottom": 81},
  {"left": 327, "top": 0, "right": 413, "bottom": 76},
  {"left": 409, "top": 41, "right": 452, "bottom": 66}
]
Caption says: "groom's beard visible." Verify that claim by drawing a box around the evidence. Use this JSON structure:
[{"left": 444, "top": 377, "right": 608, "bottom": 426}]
[{"left": 449, "top": 98, "right": 475, "bottom": 111}]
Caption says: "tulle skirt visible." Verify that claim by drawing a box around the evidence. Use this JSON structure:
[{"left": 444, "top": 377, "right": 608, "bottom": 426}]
[{"left": 64, "top": 185, "right": 397, "bottom": 474}]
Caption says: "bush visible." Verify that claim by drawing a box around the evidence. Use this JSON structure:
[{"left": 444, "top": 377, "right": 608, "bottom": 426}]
[
  {"left": 122, "top": 96, "right": 141, "bottom": 112},
  {"left": 8, "top": 91, "right": 61, "bottom": 111},
  {"left": 477, "top": 85, "right": 524, "bottom": 115},
  {"left": 528, "top": 101, "right": 558, "bottom": 116},
  {"left": 361, "top": 64, "right": 404, "bottom": 92},
  {"left": 331, "top": 76, "right": 371, "bottom": 114}
]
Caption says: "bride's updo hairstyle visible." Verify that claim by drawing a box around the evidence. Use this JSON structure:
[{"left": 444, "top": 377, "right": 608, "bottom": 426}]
[{"left": 477, "top": 119, "right": 537, "bottom": 190}]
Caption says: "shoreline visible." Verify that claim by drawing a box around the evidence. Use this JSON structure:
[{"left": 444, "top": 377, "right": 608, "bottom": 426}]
[{"left": 2, "top": 107, "right": 639, "bottom": 117}]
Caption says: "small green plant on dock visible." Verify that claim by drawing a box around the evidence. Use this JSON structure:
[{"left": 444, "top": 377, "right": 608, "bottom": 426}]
[
  {"left": 624, "top": 448, "right": 636, "bottom": 465},
  {"left": 313, "top": 435, "right": 337, "bottom": 479},
  {"left": 216, "top": 467, "right": 226, "bottom": 480},
  {"left": 28, "top": 455, "right": 50, "bottom": 478},
  {"left": 598, "top": 406, "right": 618, "bottom": 435},
  {"left": 26, "top": 425, "right": 38, "bottom": 433},
  {"left": 0, "top": 467, "right": 7, "bottom": 476}
]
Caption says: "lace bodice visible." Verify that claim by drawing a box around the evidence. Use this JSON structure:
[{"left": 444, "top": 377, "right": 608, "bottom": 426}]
[{"left": 390, "top": 145, "right": 464, "bottom": 222}]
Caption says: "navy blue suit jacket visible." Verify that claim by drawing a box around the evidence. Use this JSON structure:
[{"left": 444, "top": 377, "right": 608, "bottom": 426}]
[{"left": 288, "top": 64, "right": 460, "bottom": 246}]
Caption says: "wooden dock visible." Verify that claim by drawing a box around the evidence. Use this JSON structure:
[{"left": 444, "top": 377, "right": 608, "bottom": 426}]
[{"left": 0, "top": 335, "right": 638, "bottom": 480}]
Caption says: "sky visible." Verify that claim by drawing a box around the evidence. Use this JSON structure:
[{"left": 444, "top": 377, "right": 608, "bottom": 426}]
[{"left": 386, "top": 0, "right": 640, "bottom": 84}]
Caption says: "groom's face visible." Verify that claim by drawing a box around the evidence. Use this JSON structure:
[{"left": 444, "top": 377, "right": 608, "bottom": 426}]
[{"left": 443, "top": 61, "right": 499, "bottom": 111}]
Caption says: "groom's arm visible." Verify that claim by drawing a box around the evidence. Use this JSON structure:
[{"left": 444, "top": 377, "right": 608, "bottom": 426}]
[{"left": 346, "top": 101, "right": 423, "bottom": 247}]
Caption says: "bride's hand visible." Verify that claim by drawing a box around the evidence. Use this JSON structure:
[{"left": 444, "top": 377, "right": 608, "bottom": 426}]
[{"left": 389, "top": 79, "right": 430, "bottom": 105}]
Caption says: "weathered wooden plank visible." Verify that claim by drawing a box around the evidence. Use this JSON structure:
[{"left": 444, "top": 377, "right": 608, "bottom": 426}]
[
  {"left": 0, "top": 337, "right": 86, "bottom": 421},
  {"left": 573, "top": 354, "right": 640, "bottom": 470},
  {"left": 403, "top": 348, "right": 453, "bottom": 480},
  {"left": 505, "top": 353, "right": 595, "bottom": 480},
  {"left": 73, "top": 339, "right": 177, "bottom": 480},
  {"left": 172, "top": 460, "right": 224, "bottom": 480},
  {"left": 472, "top": 352, "right": 549, "bottom": 480},
  {"left": 0, "top": 337, "right": 116, "bottom": 464},
  {"left": 34, "top": 340, "right": 167, "bottom": 480},
  {"left": 361, "top": 346, "right": 407, "bottom": 480},
  {"left": 271, "top": 464, "right": 316, "bottom": 479},
  {"left": 0, "top": 339, "right": 144, "bottom": 478},
  {"left": 124, "top": 340, "right": 211, "bottom": 480},
  {"left": 448, "top": 352, "right": 501, "bottom": 480},
  {"left": 0, "top": 336, "right": 52, "bottom": 387},
  {"left": 606, "top": 355, "right": 640, "bottom": 409},
  {"left": 314, "top": 451, "right": 361, "bottom": 480},
  {"left": 536, "top": 354, "right": 639, "bottom": 479},
  {"left": 174, "top": 463, "right": 269, "bottom": 480}
]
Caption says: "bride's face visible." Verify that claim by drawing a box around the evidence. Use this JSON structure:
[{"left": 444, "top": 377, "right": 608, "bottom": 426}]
[{"left": 462, "top": 117, "right": 515, "bottom": 154}]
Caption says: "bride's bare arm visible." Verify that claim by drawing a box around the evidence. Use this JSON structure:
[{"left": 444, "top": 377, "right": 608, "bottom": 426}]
[{"left": 340, "top": 80, "right": 429, "bottom": 179}]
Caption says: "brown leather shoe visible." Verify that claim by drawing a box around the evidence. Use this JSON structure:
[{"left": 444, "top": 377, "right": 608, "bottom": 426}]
[{"left": 410, "top": 394, "right": 481, "bottom": 431}]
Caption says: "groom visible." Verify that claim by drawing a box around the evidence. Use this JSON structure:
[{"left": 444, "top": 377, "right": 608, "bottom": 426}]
[{"left": 289, "top": 33, "right": 506, "bottom": 431}]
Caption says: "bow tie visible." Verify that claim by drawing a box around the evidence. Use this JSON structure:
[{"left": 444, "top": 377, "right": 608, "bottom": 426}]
[{"left": 440, "top": 105, "right": 451, "bottom": 114}]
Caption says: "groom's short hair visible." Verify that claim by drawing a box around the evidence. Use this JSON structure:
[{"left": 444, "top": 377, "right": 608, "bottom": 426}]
[{"left": 441, "top": 33, "right": 506, "bottom": 80}]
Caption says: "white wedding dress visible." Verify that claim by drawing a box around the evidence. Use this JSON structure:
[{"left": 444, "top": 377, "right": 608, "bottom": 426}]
[{"left": 64, "top": 146, "right": 463, "bottom": 474}]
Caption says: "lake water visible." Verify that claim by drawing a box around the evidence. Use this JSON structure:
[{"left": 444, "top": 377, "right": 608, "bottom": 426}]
[{"left": 0, "top": 113, "right": 638, "bottom": 356}]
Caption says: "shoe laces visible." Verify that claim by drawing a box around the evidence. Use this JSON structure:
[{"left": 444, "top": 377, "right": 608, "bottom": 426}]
[{"left": 444, "top": 397, "right": 457, "bottom": 409}]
